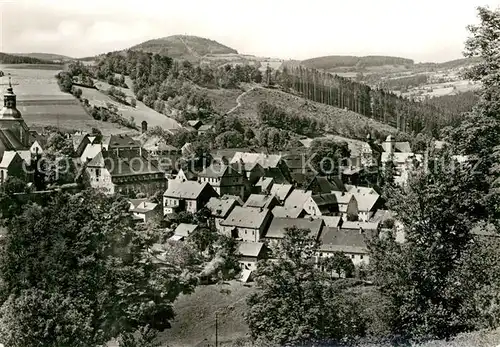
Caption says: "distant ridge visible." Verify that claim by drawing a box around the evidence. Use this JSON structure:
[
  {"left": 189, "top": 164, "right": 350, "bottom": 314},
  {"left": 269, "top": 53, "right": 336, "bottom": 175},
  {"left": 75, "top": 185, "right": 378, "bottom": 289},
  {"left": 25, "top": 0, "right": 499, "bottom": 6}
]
[
  {"left": 0, "top": 52, "right": 61, "bottom": 64},
  {"left": 302, "top": 55, "right": 415, "bottom": 70},
  {"left": 8, "top": 52, "right": 73, "bottom": 61},
  {"left": 129, "top": 35, "right": 238, "bottom": 61}
]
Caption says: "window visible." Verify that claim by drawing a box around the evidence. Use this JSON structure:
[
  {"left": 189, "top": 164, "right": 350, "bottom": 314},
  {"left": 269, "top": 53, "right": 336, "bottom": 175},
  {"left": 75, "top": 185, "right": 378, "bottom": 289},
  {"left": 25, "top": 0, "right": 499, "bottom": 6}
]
[
  {"left": 360, "top": 255, "right": 364, "bottom": 260},
  {"left": 96, "top": 169, "right": 100, "bottom": 177},
  {"left": 245, "top": 230, "right": 247, "bottom": 235},
  {"left": 351, "top": 255, "right": 355, "bottom": 259}
]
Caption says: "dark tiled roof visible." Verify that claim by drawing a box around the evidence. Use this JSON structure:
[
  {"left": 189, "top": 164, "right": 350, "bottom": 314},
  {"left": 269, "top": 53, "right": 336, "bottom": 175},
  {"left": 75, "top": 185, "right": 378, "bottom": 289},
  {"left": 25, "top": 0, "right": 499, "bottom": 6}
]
[
  {"left": 311, "top": 193, "right": 337, "bottom": 206},
  {"left": 320, "top": 227, "right": 371, "bottom": 254},
  {"left": 265, "top": 217, "right": 324, "bottom": 240},
  {"left": 306, "top": 175, "right": 345, "bottom": 194},
  {"left": 104, "top": 134, "right": 141, "bottom": 149}
]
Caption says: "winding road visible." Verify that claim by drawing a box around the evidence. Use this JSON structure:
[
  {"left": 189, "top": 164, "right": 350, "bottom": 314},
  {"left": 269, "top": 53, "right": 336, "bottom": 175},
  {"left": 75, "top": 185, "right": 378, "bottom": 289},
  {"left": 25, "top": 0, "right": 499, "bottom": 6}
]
[{"left": 227, "top": 86, "right": 256, "bottom": 114}]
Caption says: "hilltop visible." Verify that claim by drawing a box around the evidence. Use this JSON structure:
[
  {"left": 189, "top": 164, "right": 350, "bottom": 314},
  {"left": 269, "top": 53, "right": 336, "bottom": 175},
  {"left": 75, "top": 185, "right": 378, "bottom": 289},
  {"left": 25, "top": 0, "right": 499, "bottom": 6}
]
[{"left": 130, "top": 35, "right": 238, "bottom": 60}]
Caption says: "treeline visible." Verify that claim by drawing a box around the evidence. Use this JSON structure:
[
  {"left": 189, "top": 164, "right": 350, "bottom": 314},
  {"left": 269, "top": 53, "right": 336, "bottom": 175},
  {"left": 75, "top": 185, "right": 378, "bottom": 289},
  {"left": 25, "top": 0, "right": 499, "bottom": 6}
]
[
  {"left": 302, "top": 55, "right": 414, "bottom": 70},
  {"left": 0, "top": 52, "right": 61, "bottom": 65},
  {"left": 275, "top": 66, "right": 460, "bottom": 136},
  {"left": 93, "top": 51, "right": 262, "bottom": 121},
  {"left": 424, "top": 91, "right": 479, "bottom": 124},
  {"left": 257, "top": 101, "right": 324, "bottom": 137},
  {"left": 379, "top": 74, "right": 429, "bottom": 91}
]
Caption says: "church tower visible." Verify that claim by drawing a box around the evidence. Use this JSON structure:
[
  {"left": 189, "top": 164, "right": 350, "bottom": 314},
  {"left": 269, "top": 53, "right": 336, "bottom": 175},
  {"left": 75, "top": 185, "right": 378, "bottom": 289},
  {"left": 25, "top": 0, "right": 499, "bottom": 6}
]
[{"left": 0, "top": 77, "right": 30, "bottom": 148}]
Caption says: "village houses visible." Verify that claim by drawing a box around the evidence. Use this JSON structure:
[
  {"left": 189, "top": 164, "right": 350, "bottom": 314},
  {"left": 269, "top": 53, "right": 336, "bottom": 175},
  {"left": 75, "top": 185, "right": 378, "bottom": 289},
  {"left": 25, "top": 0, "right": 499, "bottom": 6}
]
[
  {"left": 219, "top": 206, "right": 272, "bottom": 242},
  {"left": 163, "top": 180, "right": 218, "bottom": 215}
]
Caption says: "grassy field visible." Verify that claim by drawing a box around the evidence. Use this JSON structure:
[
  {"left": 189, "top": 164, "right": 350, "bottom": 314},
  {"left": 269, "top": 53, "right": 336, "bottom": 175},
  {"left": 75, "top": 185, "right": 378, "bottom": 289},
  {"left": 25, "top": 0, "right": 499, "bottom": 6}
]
[
  {"left": 89, "top": 79, "right": 182, "bottom": 131},
  {"left": 230, "top": 85, "right": 399, "bottom": 139},
  {"left": 0, "top": 64, "right": 129, "bottom": 134},
  {"left": 105, "top": 279, "right": 500, "bottom": 347}
]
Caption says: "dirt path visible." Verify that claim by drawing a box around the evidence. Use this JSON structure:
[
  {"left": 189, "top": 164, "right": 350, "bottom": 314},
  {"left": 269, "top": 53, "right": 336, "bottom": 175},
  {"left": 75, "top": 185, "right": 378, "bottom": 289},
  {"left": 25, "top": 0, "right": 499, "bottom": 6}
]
[
  {"left": 178, "top": 36, "right": 201, "bottom": 59},
  {"left": 227, "top": 86, "right": 256, "bottom": 114}
]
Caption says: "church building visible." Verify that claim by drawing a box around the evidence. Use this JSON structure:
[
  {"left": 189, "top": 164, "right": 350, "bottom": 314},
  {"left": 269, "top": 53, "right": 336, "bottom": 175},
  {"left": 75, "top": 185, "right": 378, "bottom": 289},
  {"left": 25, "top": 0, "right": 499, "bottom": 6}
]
[{"left": 0, "top": 80, "right": 32, "bottom": 184}]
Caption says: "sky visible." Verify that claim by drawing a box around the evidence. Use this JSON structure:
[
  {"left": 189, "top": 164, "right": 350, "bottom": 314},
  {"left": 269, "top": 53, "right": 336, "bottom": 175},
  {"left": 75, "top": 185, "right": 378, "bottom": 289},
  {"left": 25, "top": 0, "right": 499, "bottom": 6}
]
[{"left": 0, "top": 0, "right": 499, "bottom": 63}]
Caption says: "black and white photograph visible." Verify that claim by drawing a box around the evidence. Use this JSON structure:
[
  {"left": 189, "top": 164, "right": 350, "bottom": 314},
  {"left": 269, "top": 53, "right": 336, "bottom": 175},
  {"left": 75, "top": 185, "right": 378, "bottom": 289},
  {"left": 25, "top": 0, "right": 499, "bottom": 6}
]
[{"left": 0, "top": 0, "right": 500, "bottom": 346}]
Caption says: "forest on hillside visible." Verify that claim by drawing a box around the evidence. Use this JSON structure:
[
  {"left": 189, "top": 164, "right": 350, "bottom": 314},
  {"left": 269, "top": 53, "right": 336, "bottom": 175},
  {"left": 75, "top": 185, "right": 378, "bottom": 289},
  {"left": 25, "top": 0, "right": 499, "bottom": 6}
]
[
  {"left": 0, "top": 52, "right": 60, "bottom": 65},
  {"left": 271, "top": 66, "right": 474, "bottom": 135},
  {"left": 87, "top": 49, "right": 476, "bottom": 138}
]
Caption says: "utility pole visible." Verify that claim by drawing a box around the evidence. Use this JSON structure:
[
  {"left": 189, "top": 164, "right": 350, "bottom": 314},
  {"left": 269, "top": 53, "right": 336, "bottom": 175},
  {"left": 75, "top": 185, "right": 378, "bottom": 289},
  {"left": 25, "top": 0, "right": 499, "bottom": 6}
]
[{"left": 215, "top": 311, "right": 218, "bottom": 347}]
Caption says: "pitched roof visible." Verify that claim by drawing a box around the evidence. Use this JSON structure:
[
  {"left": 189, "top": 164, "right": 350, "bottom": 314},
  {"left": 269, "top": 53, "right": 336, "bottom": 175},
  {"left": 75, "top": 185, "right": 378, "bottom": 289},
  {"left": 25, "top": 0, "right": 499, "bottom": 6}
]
[
  {"left": 198, "top": 124, "right": 213, "bottom": 132},
  {"left": 72, "top": 133, "right": 89, "bottom": 151},
  {"left": 284, "top": 189, "right": 312, "bottom": 209},
  {"left": 80, "top": 143, "right": 102, "bottom": 162},
  {"left": 103, "top": 134, "right": 141, "bottom": 149},
  {"left": 0, "top": 128, "right": 27, "bottom": 152},
  {"left": 205, "top": 197, "right": 239, "bottom": 218},
  {"left": 395, "top": 141, "right": 412, "bottom": 153},
  {"left": 256, "top": 177, "right": 274, "bottom": 192},
  {"left": 87, "top": 151, "right": 163, "bottom": 177},
  {"left": 238, "top": 242, "right": 264, "bottom": 258},
  {"left": 243, "top": 194, "right": 278, "bottom": 209},
  {"left": 129, "top": 198, "right": 148, "bottom": 208},
  {"left": 306, "top": 175, "right": 345, "bottom": 194},
  {"left": 341, "top": 221, "right": 380, "bottom": 231},
  {"left": 132, "top": 201, "right": 159, "bottom": 213},
  {"left": 0, "top": 151, "right": 19, "bottom": 168},
  {"left": 318, "top": 216, "right": 342, "bottom": 227},
  {"left": 333, "top": 192, "right": 355, "bottom": 205},
  {"left": 265, "top": 167, "right": 290, "bottom": 184},
  {"left": 221, "top": 194, "right": 245, "bottom": 206},
  {"left": 220, "top": 206, "right": 271, "bottom": 229},
  {"left": 320, "top": 227, "right": 370, "bottom": 253},
  {"left": 271, "top": 206, "right": 306, "bottom": 218},
  {"left": 345, "top": 185, "right": 379, "bottom": 195},
  {"left": 174, "top": 223, "right": 198, "bottom": 237},
  {"left": 353, "top": 192, "right": 380, "bottom": 212},
  {"left": 198, "top": 162, "right": 243, "bottom": 179},
  {"left": 290, "top": 172, "right": 309, "bottom": 185},
  {"left": 164, "top": 180, "right": 215, "bottom": 199},
  {"left": 265, "top": 217, "right": 324, "bottom": 239},
  {"left": 230, "top": 152, "right": 282, "bottom": 169},
  {"left": 270, "top": 184, "right": 294, "bottom": 201},
  {"left": 311, "top": 193, "right": 338, "bottom": 206},
  {"left": 30, "top": 133, "right": 49, "bottom": 148}
]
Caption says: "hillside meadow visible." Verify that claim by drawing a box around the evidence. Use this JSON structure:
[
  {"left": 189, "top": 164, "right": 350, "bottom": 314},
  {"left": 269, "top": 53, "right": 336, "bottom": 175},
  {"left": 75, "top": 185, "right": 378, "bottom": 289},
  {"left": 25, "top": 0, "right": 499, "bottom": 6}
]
[
  {"left": 84, "top": 79, "right": 182, "bottom": 131},
  {"left": 0, "top": 64, "right": 129, "bottom": 134}
]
